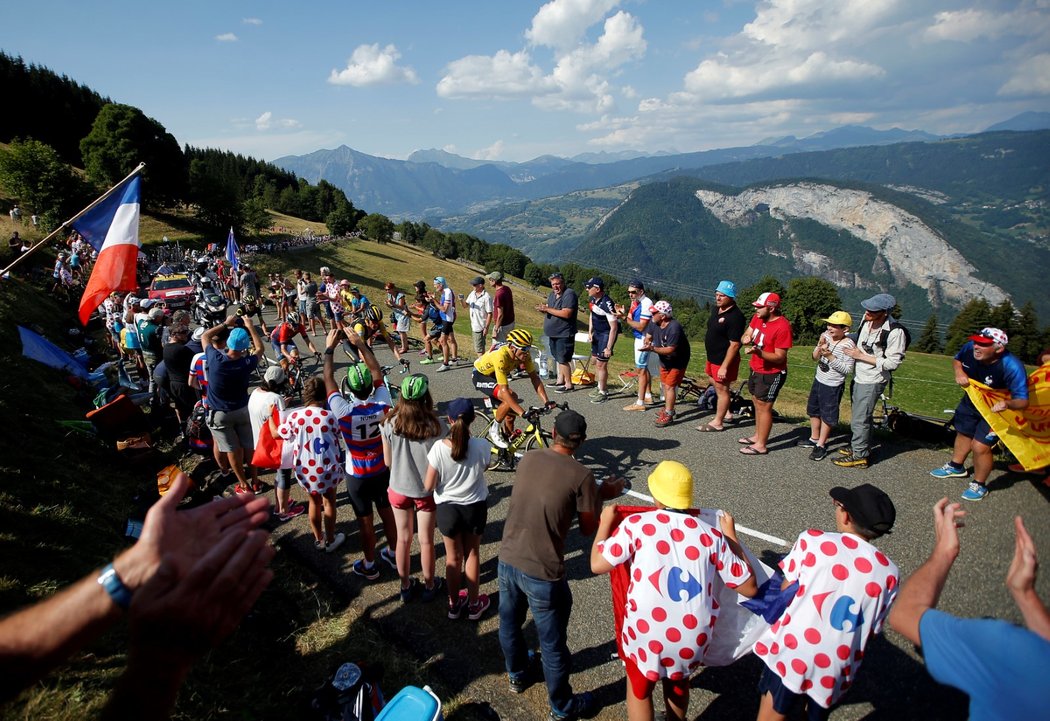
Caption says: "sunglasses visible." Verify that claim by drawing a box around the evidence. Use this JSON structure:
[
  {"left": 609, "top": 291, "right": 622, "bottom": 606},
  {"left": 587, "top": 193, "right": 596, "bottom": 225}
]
[
  {"left": 833, "top": 500, "right": 846, "bottom": 510},
  {"left": 627, "top": 290, "right": 639, "bottom": 295}
]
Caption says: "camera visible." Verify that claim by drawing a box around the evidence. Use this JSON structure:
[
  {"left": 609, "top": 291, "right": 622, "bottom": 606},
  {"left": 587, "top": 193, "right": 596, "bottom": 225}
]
[{"left": 818, "top": 359, "right": 830, "bottom": 373}]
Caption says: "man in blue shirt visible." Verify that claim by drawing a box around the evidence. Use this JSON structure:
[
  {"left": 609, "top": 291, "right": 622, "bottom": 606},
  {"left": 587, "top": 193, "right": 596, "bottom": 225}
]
[{"left": 930, "top": 327, "right": 1029, "bottom": 501}]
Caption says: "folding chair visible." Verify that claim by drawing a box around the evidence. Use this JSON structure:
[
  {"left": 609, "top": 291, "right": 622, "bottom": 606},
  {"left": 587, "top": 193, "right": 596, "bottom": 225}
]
[{"left": 570, "top": 331, "right": 596, "bottom": 387}]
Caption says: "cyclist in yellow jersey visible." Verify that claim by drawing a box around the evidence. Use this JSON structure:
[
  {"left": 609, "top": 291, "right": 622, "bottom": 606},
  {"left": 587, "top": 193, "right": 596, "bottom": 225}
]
[
  {"left": 353, "top": 306, "right": 403, "bottom": 362},
  {"left": 472, "top": 329, "right": 552, "bottom": 449}
]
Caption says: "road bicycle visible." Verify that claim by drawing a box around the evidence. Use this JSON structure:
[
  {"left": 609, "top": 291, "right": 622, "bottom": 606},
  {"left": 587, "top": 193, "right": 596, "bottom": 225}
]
[{"left": 472, "top": 401, "right": 569, "bottom": 471}]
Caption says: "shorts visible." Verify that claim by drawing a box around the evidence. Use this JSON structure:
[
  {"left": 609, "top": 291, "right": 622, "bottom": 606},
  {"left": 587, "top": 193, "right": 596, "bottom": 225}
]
[
  {"left": 493, "top": 323, "right": 515, "bottom": 343},
  {"left": 271, "top": 340, "right": 297, "bottom": 358},
  {"left": 749, "top": 370, "right": 787, "bottom": 403},
  {"left": 472, "top": 330, "right": 487, "bottom": 354},
  {"left": 757, "top": 665, "right": 830, "bottom": 721},
  {"left": 323, "top": 301, "right": 335, "bottom": 319},
  {"left": 660, "top": 367, "right": 686, "bottom": 388},
  {"left": 274, "top": 467, "right": 293, "bottom": 491},
  {"left": 633, "top": 337, "right": 659, "bottom": 371},
  {"left": 387, "top": 489, "right": 437, "bottom": 513},
  {"left": 623, "top": 657, "right": 689, "bottom": 702},
  {"left": 437, "top": 500, "right": 488, "bottom": 537},
  {"left": 440, "top": 320, "right": 455, "bottom": 336},
  {"left": 548, "top": 336, "right": 573, "bottom": 364},
  {"left": 807, "top": 379, "right": 846, "bottom": 426},
  {"left": 207, "top": 405, "right": 255, "bottom": 452},
  {"left": 706, "top": 357, "right": 740, "bottom": 384},
  {"left": 345, "top": 468, "right": 392, "bottom": 517},
  {"left": 306, "top": 300, "right": 321, "bottom": 319},
  {"left": 952, "top": 395, "right": 998, "bottom": 445},
  {"left": 591, "top": 333, "right": 611, "bottom": 361},
  {"left": 472, "top": 369, "right": 501, "bottom": 400},
  {"left": 427, "top": 324, "right": 443, "bottom": 340}
]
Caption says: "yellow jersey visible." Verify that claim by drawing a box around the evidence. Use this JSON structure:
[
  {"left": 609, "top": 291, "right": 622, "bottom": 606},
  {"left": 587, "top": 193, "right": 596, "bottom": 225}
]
[{"left": 473, "top": 345, "right": 536, "bottom": 386}]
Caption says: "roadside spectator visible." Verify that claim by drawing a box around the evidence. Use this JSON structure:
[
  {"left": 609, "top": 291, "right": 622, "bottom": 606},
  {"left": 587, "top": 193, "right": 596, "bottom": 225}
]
[
  {"left": 739, "top": 292, "right": 792, "bottom": 456},
  {"left": 754, "top": 483, "right": 898, "bottom": 720},
  {"left": 643, "top": 300, "right": 690, "bottom": 428},
  {"left": 537, "top": 272, "right": 579, "bottom": 393},
  {"left": 248, "top": 366, "right": 305, "bottom": 522},
  {"left": 700, "top": 280, "right": 745, "bottom": 432},
  {"left": 432, "top": 276, "right": 459, "bottom": 372},
  {"left": 888, "top": 499, "right": 1049, "bottom": 718},
  {"left": 617, "top": 280, "right": 658, "bottom": 411},
  {"left": 384, "top": 281, "right": 411, "bottom": 355},
  {"left": 488, "top": 271, "right": 515, "bottom": 342},
  {"left": 590, "top": 461, "right": 758, "bottom": 721},
  {"left": 424, "top": 398, "right": 493, "bottom": 621},
  {"left": 584, "top": 277, "right": 618, "bottom": 404},
  {"left": 303, "top": 272, "right": 328, "bottom": 335},
  {"left": 797, "top": 312, "right": 856, "bottom": 461},
  {"left": 380, "top": 374, "right": 444, "bottom": 602},
  {"left": 162, "top": 325, "right": 196, "bottom": 423},
  {"left": 202, "top": 315, "right": 264, "bottom": 495},
  {"left": 275, "top": 376, "right": 344, "bottom": 552},
  {"left": 928, "top": 328, "right": 1029, "bottom": 501},
  {"left": 462, "top": 276, "right": 493, "bottom": 358},
  {"left": 834, "top": 294, "right": 907, "bottom": 469},
  {"left": 415, "top": 291, "right": 441, "bottom": 364},
  {"left": 498, "top": 409, "right": 624, "bottom": 721}
]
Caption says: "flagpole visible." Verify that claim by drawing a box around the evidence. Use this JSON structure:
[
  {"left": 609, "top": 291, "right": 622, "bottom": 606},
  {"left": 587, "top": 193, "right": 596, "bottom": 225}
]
[{"left": 1, "top": 162, "right": 146, "bottom": 277}]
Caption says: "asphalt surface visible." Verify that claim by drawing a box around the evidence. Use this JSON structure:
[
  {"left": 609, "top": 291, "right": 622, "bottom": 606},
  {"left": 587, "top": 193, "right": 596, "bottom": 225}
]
[{"left": 271, "top": 343, "right": 1049, "bottom": 720}]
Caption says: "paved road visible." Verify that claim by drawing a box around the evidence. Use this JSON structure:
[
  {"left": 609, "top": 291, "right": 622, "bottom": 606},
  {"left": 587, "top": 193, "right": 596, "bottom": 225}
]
[{"left": 273, "top": 346, "right": 1049, "bottom": 720}]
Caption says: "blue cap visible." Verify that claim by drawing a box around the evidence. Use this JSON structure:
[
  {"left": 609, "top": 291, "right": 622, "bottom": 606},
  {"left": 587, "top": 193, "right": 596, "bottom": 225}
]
[
  {"left": 584, "top": 277, "right": 604, "bottom": 289},
  {"left": 433, "top": 276, "right": 446, "bottom": 286},
  {"left": 227, "top": 327, "right": 251, "bottom": 351},
  {"left": 446, "top": 397, "right": 474, "bottom": 421},
  {"left": 715, "top": 280, "right": 736, "bottom": 298},
  {"left": 861, "top": 293, "right": 896, "bottom": 312}
]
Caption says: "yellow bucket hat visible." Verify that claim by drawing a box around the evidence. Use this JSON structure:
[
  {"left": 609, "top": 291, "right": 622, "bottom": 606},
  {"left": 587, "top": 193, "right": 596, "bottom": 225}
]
[{"left": 647, "top": 460, "right": 693, "bottom": 510}]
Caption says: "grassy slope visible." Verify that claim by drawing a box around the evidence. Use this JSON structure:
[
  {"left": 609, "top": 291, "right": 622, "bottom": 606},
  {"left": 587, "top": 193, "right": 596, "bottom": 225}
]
[{"left": 0, "top": 213, "right": 965, "bottom": 720}]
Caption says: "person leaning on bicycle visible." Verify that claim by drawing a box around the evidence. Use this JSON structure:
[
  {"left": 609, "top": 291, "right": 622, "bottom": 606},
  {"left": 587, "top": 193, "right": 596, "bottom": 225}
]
[
  {"left": 269, "top": 311, "right": 319, "bottom": 369},
  {"left": 472, "top": 329, "right": 554, "bottom": 450}
]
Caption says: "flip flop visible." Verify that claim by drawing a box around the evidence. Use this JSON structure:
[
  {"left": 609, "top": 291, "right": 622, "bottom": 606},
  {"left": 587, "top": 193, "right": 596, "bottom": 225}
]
[
  {"left": 738, "top": 437, "right": 756, "bottom": 445},
  {"left": 697, "top": 423, "right": 725, "bottom": 432},
  {"left": 739, "top": 445, "right": 768, "bottom": 455}
]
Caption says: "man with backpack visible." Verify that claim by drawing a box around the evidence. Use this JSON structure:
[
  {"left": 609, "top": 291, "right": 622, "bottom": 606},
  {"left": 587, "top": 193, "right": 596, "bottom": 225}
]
[{"left": 834, "top": 293, "right": 908, "bottom": 469}]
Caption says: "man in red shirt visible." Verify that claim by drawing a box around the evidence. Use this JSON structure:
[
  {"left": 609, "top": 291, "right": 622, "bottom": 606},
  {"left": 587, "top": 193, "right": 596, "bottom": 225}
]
[{"left": 739, "top": 292, "right": 792, "bottom": 455}]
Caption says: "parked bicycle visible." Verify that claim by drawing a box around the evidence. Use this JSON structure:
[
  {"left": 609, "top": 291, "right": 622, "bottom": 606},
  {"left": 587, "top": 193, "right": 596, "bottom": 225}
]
[{"left": 472, "top": 401, "right": 569, "bottom": 471}]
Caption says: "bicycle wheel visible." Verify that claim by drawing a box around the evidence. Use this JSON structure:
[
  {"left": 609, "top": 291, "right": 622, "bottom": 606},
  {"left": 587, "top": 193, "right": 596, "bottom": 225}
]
[
  {"left": 473, "top": 411, "right": 507, "bottom": 471},
  {"left": 525, "top": 431, "right": 551, "bottom": 452}
]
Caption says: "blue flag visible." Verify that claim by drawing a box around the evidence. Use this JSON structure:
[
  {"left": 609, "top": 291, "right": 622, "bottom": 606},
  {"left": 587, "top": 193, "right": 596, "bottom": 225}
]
[{"left": 225, "top": 226, "right": 239, "bottom": 272}]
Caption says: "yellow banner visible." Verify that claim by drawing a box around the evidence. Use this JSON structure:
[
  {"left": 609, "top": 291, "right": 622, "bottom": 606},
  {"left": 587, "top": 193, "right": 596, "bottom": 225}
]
[{"left": 964, "top": 364, "right": 1050, "bottom": 471}]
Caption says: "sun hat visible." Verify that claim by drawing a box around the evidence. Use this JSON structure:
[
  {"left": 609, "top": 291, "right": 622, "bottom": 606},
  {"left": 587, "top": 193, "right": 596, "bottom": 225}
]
[
  {"left": 486, "top": 271, "right": 503, "bottom": 282},
  {"left": 715, "top": 280, "right": 736, "bottom": 298},
  {"left": 226, "top": 328, "right": 251, "bottom": 351},
  {"left": 652, "top": 300, "right": 673, "bottom": 316},
  {"left": 822, "top": 311, "right": 853, "bottom": 327},
  {"left": 648, "top": 461, "right": 693, "bottom": 510}
]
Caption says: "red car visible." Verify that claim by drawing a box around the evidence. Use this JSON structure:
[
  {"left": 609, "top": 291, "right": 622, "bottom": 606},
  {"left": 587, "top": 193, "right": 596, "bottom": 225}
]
[{"left": 148, "top": 273, "right": 195, "bottom": 310}]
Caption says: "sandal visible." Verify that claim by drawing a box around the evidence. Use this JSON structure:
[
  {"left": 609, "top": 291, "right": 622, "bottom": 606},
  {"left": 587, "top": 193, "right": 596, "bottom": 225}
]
[
  {"left": 739, "top": 445, "right": 768, "bottom": 455},
  {"left": 737, "top": 437, "right": 756, "bottom": 445},
  {"left": 697, "top": 423, "right": 725, "bottom": 433}
]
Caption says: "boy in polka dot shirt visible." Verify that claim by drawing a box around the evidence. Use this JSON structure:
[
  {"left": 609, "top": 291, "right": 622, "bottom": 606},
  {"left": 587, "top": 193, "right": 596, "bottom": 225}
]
[
  {"left": 754, "top": 483, "right": 898, "bottom": 720},
  {"left": 591, "top": 461, "right": 759, "bottom": 721}
]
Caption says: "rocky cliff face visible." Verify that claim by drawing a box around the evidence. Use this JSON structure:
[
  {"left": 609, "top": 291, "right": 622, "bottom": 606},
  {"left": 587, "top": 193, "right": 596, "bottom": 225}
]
[{"left": 694, "top": 183, "right": 1009, "bottom": 307}]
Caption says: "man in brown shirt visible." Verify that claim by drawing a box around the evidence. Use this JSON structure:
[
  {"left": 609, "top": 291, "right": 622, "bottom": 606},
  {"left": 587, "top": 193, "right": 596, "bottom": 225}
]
[{"left": 498, "top": 410, "right": 623, "bottom": 721}]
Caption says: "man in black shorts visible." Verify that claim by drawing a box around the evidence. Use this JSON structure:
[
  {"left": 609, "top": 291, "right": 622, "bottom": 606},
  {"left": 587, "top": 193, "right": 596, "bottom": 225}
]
[
  {"left": 536, "top": 272, "right": 578, "bottom": 394},
  {"left": 585, "top": 277, "right": 618, "bottom": 403},
  {"left": 700, "top": 280, "right": 745, "bottom": 432}
]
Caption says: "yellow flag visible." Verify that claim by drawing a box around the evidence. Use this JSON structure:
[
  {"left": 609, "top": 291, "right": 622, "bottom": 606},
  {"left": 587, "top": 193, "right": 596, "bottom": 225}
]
[{"left": 964, "top": 365, "right": 1050, "bottom": 471}]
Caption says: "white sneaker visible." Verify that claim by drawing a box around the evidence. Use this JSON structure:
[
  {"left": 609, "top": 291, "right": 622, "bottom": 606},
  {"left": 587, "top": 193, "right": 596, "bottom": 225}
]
[
  {"left": 436, "top": 364, "right": 451, "bottom": 372},
  {"left": 488, "top": 422, "right": 509, "bottom": 449},
  {"left": 326, "top": 532, "right": 346, "bottom": 553}
]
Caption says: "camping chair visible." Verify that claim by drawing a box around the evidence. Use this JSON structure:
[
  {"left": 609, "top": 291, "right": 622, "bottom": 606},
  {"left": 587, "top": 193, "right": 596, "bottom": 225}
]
[{"left": 570, "top": 332, "right": 596, "bottom": 387}]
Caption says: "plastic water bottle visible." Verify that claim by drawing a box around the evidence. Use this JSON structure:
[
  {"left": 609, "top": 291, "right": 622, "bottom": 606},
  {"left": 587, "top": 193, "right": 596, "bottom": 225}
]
[{"left": 538, "top": 349, "right": 549, "bottom": 379}]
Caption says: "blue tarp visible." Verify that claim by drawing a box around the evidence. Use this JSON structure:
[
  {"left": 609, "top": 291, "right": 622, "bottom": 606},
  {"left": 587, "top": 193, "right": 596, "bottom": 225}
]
[{"left": 18, "top": 325, "right": 92, "bottom": 380}]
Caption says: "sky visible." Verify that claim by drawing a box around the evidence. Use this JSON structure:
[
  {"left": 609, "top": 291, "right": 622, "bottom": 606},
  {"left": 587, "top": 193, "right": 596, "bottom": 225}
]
[{"left": 2, "top": 0, "right": 1048, "bottom": 163}]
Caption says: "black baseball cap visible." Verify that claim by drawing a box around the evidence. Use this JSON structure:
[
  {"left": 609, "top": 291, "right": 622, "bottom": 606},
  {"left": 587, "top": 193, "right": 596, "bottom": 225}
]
[
  {"left": 554, "top": 410, "right": 587, "bottom": 442},
  {"left": 830, "top": 484, "right": 896, "bottom": 535}
]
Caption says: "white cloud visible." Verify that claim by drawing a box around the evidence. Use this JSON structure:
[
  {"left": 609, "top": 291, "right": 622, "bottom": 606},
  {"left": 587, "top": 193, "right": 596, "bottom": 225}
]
[
  {"left": 328, "top": 44, "right": 419, "bottom": 87},
  {"left": 925, "top": 4, "right": 1049, "bottom": 42},
  {"left": 242, "top": 17, "right": 263, "bottom": 26},
  {"left": 475, "top": 140, "right": 505, "bottom": 160},
  {"left": 215, "top": 32, "right": 238, "bottom": 42},
  {"left": 526, "top": 0, "right": 621, "bottom": 50},
  {"left": 189, "top": 130, "right": 347, "bottom": 161},
  {"left": 437, "top": 50, "right": 554, "bottom": 98},
  {"left": 999, "top": 53, "right": 1050, "bottom": 96},
  {"left": 621, "top": 85, "right": 637, "bottom": 99},
  {"left": 442, "top": 144, "right": 458, "bottom": 153},
  {"left": 255, "top": 111, "right": 302, "bottom": 131}
]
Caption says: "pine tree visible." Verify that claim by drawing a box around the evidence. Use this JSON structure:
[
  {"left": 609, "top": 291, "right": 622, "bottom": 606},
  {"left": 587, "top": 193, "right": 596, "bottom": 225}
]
[
  {"left": 945, "top": 299, "right": 992, "bottom": 351},
  {"left": 1011, "top": 302, "right": 1042, "bottom": 363},
  {"left": 914, "top": 313, "right": 943, "bottom": 354}
]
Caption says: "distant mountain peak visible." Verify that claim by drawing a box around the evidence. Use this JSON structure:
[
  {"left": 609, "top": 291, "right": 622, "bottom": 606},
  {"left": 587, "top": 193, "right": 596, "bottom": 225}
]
[{"left": 983, "top": 111, "right": 1050, "bottom": 133}]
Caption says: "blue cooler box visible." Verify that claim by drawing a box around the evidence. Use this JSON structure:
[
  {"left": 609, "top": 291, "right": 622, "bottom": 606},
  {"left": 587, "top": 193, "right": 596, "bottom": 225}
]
[{"left": 375, "top": 685, "right": 443, "bottom": 721}]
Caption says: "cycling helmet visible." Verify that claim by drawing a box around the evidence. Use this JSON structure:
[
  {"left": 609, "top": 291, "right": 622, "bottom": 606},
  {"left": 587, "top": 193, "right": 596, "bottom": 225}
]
[
  {"left": 345, "top": 363, "right": 373, "bottom": 393},
  {"left": 366, "top": 305, "right": 383, "bottom": 322},
  {"left": 285, "top": 311, "right": 300, "bottom": 325},
  {"left": 243, "top": 294, "right": 256, "bottom": 304},
  {"left": 506, "top": 329, "right": 533, "bottom": 349},
  {"left": 400, "top": 374, "right": 429, "bottom": 401}
]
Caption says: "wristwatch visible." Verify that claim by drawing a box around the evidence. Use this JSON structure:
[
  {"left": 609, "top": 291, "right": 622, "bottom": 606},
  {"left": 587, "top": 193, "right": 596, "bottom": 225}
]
[{"left": 97, "top": 563, "right": 133, "bottom": 609}]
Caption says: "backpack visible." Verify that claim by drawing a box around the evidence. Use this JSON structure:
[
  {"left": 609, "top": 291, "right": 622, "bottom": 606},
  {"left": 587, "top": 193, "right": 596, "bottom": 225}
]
[{"left": 185, "top": 401, "right": 213, "bottom": 453}]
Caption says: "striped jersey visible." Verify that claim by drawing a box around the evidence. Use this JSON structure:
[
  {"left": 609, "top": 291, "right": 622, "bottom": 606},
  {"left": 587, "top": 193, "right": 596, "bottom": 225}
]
[{"left": 327, "top": 384, "right": 392, "bottom": 477}]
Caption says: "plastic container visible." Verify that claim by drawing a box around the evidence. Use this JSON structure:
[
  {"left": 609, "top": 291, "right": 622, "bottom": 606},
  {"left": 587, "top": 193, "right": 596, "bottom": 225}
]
[{"left": 375, "top": 685, "right": 443, "bottom": 721}]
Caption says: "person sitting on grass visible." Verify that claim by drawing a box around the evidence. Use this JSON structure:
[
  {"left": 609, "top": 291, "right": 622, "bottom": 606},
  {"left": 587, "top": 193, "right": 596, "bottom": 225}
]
[
  {"left": 797, "top": 311, "right": 856, "bottom": 461},
  {"left": 424, "top": 398, "right": 493, "bottom": 621}
]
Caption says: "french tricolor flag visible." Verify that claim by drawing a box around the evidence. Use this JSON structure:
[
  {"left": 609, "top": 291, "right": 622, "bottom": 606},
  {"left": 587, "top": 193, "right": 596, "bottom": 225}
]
[{"left": 75, "top": 176, "right": 142, "bottom": 325}]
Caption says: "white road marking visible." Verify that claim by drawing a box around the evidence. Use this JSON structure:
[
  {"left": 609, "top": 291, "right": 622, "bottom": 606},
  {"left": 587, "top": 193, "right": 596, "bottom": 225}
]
[{"left": 621, "top": 488, "right": 790, "bottom": 548}]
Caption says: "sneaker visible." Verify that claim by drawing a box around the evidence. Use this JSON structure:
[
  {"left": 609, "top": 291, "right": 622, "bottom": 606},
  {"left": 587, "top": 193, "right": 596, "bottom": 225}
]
[
  {"left": 509, "top": 651, "right": 539, "bottom": 694},
  {"left": 587, "top": 387, "right": 604, "bottom": 398},
  {"left": 325, "top": 532, "right": 346, "bottom": 553},
  {"left": 590, "top": 391, "right": 609, "bottom": 404},
  {"left": 961, "top": 482, "right": 989, "bottom": 501},
  {"left": 277, "top": 502, "right": 307, "bottom": 522},
  {"left": 467, "top": 593, "right": 491, "bottom": 621},
  {"left": 488, "top": 422, "right": 509, "bottom": 449},
  {"left": 643, "top": 395, "right": 655, "bottom": 406},
  {"left": 418, "top": 349, "right": 429, "bottom": 357},
  {"left": 400, "top": 579, "right": 417, "bottom": 603},
  {"left": 809, "top": 446, "right": 828, "bottom": 461},
  {"left": 352, "top": 559, "right": 380, "bottom": 580},
  {"left": 549, "top": 692, "right": 596, "bottom": 721},
  {"left": 554, "top": 385, "right": 573, "bottom": 394},
  {"left": 252, "top": 482, "right": 265, "bottom": 494},
  {"left": 654, "top": 410, "right": 674, "bottom": 427},
  {"left": 930, "top": 462, "right": 969, "bottom": 479},
  {"left": 837, "top": 448, "right": 853, "bottom": 456},
  {"left": 797, "top": 438, "right": 819, "bottom": 448},
  {"left": 420, "top": 577, "right": 444, "bottom": 603},
  {"left": 448, "top": 597, "right": 466, "bottom": 620},
  {"left": 623, "top": 402, "right": 648, "bottom": 412},
  {"left": 234, "top": 485, "right": 252, "bottom": 495},
  {"left": 314, "top": 538, "right": 326, "bottom": 551},
  {"left": 833, "top": 454, "right": 869, "bottom": 469},
  {"left": 436, "top": 363, "right": 451, "bottom": 372},
  {"left": 379, "top": 546, "right": 397, "bottom": 570},
  {"left": 419, "top": 357, "right": 436, "bottom": 365}
]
